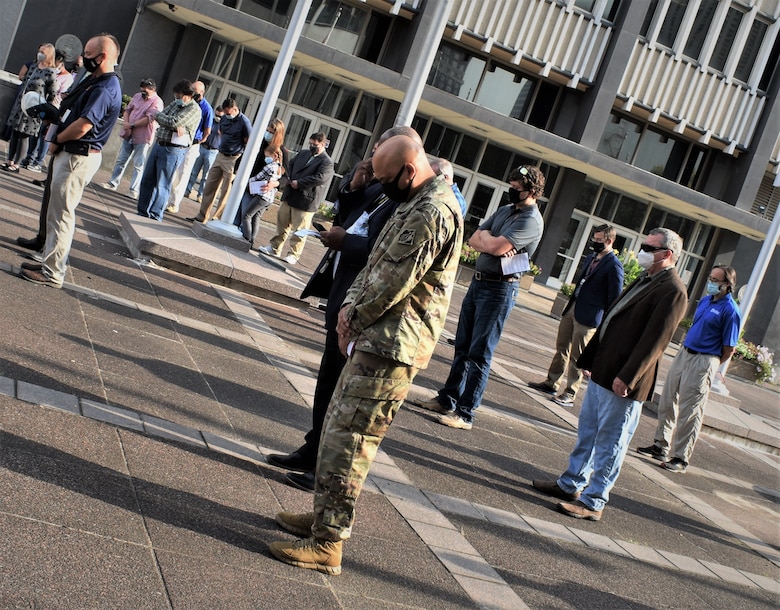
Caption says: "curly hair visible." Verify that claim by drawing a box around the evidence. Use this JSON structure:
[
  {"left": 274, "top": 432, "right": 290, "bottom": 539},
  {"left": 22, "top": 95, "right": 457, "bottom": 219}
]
[{"left": 509, "top": 165, "right": 546, "bottom": 198}]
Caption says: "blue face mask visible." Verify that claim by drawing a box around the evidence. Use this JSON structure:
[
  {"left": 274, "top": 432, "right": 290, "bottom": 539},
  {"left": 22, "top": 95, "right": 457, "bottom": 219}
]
[
  {"left": 175, "top": 98, "right": 185, "bottom": 107},
  {"left": 706, "top": 281, "right": 723, "bottom": 296},
  {"left": 264, "top": 131, "right": 273, "bottom": 141},
  {"left": 264, "top": 156, "right": 274, "bottom": 165}
]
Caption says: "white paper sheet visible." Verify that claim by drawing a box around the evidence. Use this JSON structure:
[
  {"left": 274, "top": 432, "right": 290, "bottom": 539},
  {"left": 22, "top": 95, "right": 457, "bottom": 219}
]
[{"left": 500, "top": 251, "right": 530, "bottom": 275}]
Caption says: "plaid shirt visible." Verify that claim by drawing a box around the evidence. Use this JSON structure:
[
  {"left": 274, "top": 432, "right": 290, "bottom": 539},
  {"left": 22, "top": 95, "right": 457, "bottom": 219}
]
[{"left": 154, "top": 99, "right": 202, "bottom": 145}]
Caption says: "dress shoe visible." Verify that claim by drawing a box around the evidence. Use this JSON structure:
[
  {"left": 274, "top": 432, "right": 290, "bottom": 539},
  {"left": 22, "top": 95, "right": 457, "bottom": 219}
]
[
  {"left": 16, "top": 236, "right": 43, "bottom": 251},
  {"left": 266, "top": 451, "right": 315, "bottom": 472},
  {"left": 532, "top": 479, "right": 581, "bottom": 502},
  {"left": 276, "top": 511, "right": 315, "bottom": 536},
  {"left": 19, "top": 267, "right": 61, "bottom": 288},
  {"left": 557, "top": 500, "right": 602, "bottom": 521},
  {"left": 637, "top": 444, "right": 668, "bottom": 461},
  {"left": 21, "top": 261, "right": 43, "bottom": 271},
  {"left": 285, "top": 471, "right": 315, "bottom": 493},
  {"left": 268, "top": 537, "right": 342, "bottom": 575}
]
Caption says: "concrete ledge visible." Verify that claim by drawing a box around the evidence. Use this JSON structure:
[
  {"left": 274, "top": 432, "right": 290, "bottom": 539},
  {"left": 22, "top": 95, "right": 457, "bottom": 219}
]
[{"left": 119, "top": 211, "right": 310, "bottom": 308}]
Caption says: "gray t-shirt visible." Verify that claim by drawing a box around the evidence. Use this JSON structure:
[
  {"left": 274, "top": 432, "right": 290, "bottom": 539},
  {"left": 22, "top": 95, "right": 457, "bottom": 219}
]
[{"left": 475, "top": 203, "right": 544, "bottom": 277}]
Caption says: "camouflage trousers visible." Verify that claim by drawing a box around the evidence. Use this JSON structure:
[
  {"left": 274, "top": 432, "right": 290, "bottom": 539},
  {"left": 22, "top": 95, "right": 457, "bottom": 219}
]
[{"left": 312, "top": 349, "right": 417, "bottom": 542}]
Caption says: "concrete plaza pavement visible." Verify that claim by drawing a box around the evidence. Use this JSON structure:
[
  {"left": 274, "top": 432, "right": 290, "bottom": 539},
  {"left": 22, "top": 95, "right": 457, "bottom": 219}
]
[{"left": 0, "top": 158, "right": 778, "bottom": 608}]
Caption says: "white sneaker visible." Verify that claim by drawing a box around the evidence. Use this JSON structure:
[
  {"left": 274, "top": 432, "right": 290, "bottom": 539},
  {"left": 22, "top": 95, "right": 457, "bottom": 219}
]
[
  {"left": 128, "top": 191, "right": 139, "bottom": 200},
  {"left": 102, "top": 182, "right": 117, "bottom": 191},
  {"left": 166, "top": 204, "right": 178, "bottom": 213},
  {"left": 283, "top": 255, "right": 298, "bottom": 265},
  {"left": 258, "top": 245, "right": 277, "bottom": 256}
]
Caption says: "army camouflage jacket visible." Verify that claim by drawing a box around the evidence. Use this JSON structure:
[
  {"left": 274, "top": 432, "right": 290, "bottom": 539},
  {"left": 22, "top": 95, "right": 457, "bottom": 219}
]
[{"left": 341, "top": 175, "right": 463, "bottom": 368}]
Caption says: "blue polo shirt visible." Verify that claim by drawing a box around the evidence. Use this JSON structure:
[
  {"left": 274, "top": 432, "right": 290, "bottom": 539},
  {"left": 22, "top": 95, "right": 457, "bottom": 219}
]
[
  {"left": 218, "top": 111, "right": 252, "bottom": 156},
  {"left": 58, "top": 72, "right": 122, "bottom": 150},
  {"left": 683, "top": 293, "right": 741, "bottom": 356},
  {"left": 195, "top": 98, "right": 214, "bottom": 142}
]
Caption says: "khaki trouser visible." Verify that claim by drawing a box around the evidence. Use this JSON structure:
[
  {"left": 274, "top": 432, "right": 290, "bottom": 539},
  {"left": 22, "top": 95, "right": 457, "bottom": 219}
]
[
  {"left": 654, "top": 348, "right": 719, "bottom": 463},
  {"left": 545, "top": 307, "right": 596, "bottom": 397},
  {"left": 43, "top": 151, "right": 102, "bottom": 285},
  {"left": 312, "top": 350, "right": 416, "bottom": 542},
  {"left": 269, "top": 201, "right": 314, "bottom": 260},
  {"left": 168, "top": 142, "right": 200, "bottom": 208},
  {"left": 197, "top": 152, "right": 238, "bottom": 221}
]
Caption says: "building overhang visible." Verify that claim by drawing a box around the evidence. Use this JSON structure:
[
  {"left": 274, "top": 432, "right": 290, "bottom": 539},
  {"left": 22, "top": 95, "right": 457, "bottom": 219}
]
[{"left": 148, "top": 0, "right": 771, "bottom": 241}]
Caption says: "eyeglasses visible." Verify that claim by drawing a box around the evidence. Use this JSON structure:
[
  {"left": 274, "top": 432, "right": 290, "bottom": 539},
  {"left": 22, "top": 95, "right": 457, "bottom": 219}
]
[{"left": 639, "top": 243, "right": 669, "bottom": 253}]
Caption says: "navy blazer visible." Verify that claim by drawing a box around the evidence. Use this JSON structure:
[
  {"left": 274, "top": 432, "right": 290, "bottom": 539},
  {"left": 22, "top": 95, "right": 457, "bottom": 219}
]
[
  {"left": 565, "top": 250, "right": 624, "bottom": 328},
  {"left": 282, "top": 150, "right": 335, "bottom": 212}
]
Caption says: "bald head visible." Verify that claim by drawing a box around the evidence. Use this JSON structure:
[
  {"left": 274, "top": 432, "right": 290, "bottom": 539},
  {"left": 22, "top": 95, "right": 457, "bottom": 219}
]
[
  {"left": 84, "top": 34, "right": 120, "bottom": 76},
  {"left": 193, "top": 81, "right": 206, "bottom": 96},
  {"left": 372, "top": 135, "right": 436, "bottom": 202}
]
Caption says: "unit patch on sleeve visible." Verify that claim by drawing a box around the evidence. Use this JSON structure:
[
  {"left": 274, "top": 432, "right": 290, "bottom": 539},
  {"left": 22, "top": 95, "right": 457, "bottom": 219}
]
[{"left": 397, "top": 229, "right": 416, "bottom": 245}]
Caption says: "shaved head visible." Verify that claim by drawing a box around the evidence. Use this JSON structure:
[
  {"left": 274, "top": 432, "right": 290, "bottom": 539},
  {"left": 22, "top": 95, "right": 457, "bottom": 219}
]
[{"left": 372, "top": 135, "right": 436, "bottom": 201}]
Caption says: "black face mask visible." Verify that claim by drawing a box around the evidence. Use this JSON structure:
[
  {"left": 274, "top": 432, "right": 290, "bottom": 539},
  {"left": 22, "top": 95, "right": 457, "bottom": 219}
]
[
  {"left": 589, "top": 241, "right": 606, "bottom": 253},
  {"left": 381, "top": 166, "right": 412, "bottom": 203},
  {"left": 309, "top": 144, "right": 320, "bottom": 156},
  {"left": 140, "top": 91, "right": 149, "bottom": 100},
  {"left": 82, "top": 54, "right": 102, "bottom": 73}
]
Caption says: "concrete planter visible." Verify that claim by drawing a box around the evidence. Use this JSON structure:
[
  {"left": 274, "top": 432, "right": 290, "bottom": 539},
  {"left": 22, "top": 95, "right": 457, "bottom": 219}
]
[
  {"left": 550, "top": 292, "right": 568, "bottom": 320},
  {"left": 456, "top": 265, "right": 475, "bottom": 287},
  {"left": 519, "top": 274, "right": 535, "bottom": 291},
  {"left": 727, "top": 358, "right": 759, "bottom": 383}
]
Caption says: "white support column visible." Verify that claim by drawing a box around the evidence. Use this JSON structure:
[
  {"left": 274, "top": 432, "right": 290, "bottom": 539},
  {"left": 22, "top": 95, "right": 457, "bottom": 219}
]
[
  {"left": 205, "top": 0, "right": 314, "bottom": 238},
  {"left": 395, "top": 0, "right": 453, "bottom": 127}
]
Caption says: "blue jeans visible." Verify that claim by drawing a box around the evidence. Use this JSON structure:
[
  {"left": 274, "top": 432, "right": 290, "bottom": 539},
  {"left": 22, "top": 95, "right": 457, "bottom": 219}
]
[
  {"left": 23, "top": 132, "right": 47, "bottom": 166},
  {"left": 137, "top": 144, "right": 186, "bottom": 221},
  {"left": 436, "top": 278, "right": 518, "bottom": 423},
  {"left": 186, "top": 146, "right": 218, "bottom": 197},
  {"left": 557, "top": 381, "right": 642, "bottom": 511},
  {"left": 110, "top": 139, "right": 151, "bottom": 195}
]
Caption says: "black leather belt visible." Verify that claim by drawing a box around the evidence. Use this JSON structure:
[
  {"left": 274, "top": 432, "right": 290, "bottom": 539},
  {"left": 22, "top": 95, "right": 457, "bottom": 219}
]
[
  {"left": 159, "top": 142, "right": 188, "bottom": 148},
  {"left": 202, "top": 144, "right": 217, "bottom": 150},
  {"left": 685, "top": 346, "right": 718, "bottom": 356},
  {"left": 474, "top": 271, "right": 518, "bottom": 283}
]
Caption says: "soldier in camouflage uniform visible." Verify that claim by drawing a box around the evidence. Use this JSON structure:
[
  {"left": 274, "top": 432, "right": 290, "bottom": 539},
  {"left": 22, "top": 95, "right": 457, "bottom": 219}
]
[{"left": 269, "top": 135, "right": 464, "bottom": 575}]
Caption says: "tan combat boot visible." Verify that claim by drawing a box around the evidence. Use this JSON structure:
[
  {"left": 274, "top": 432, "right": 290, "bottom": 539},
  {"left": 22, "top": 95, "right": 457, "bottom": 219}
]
[
  {"left": 268, "top": 537, "right": 342, "bottom": 575},
  {"left": 276, "top": 511, "right": 315, "bottom": 536}
]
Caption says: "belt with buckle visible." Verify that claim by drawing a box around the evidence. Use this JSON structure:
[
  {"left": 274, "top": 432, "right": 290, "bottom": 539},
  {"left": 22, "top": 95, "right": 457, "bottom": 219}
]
[
  {"left": 159, "top": 141, "right": 188, "bottom": 148},
  {"left": 684, "top": 346, "right": 718, "bottom": 357},
  {"left": 474, "top": 271, "right": 517, "bottom": 283}
]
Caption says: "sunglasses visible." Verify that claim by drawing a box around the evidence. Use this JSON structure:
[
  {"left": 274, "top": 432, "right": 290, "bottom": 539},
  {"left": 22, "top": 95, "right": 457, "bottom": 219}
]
[{"left": 639, "top": 243, "right": 668, "bottom": 253}]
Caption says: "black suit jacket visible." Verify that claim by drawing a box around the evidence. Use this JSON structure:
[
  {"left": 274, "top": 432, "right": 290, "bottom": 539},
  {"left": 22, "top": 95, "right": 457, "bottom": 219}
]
[
  {"left": 565, "top": 250, "right": 624, "bottom": 328},
  {"left": 282, "top": 150, "right": 335, "bottom": 212},
  {"left": 303, "top": 180, "right": 397, "bottom": 330}
]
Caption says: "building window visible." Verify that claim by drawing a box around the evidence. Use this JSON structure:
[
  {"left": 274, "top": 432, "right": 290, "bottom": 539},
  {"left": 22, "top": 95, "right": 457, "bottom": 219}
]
[
  {"left": 427, "top": 42, "right": 561, "bottom": 128},
  {"left": 237, "top": 0, "right": 293, "bottom": 27},
  {"left": 475, "top": 64, "right": 535, "bottom": 120},
  {"left": 597, "top": 113, "right": 641, "bottom": 163},
  {"left": 683, "top": 0, "right": 718, "bottom": 59},
  {"left": 305, "top": 1, "right": 368, "bottom": 55},
  {"left": 657, "top": 0, "right": 687, "bottom": 48},
  {"left": 735, "top": 18, "right": 768, "bottom": 83},
  {"left": 710, "top": 7, "right": 744, "bottom": 72}
]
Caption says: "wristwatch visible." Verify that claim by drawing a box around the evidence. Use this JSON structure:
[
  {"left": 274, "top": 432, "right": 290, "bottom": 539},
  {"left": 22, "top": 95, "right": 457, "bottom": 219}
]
[{"left": 130, "top": 123, "right": 135, "bottom": 129}]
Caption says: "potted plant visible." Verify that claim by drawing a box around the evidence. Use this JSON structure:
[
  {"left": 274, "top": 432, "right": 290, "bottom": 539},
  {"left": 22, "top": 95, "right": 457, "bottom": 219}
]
[
  {"left": 551, "top": 283, "right": 574, "bottom": 320},
  {"left": 519, "top": 261, "right": 541, "bottom": 291},
  {"left": 617, "top": 248, "right": 643, "bottom": 288},
  {"left": 729, "top": 339, "right": 776, "bottom": 384}
]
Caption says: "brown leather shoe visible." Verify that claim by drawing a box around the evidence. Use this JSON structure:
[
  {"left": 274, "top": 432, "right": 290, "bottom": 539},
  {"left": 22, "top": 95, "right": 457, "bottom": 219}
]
[
  {"left": 19, "top": 267, "right": 61, "bottom": 288},
  {"left": 557, "top": 500, "right": 602, "bottom": 521},
  {"left": 532, "top": 479, "right": 581, "bottom": 501},
  {"left": 20, "top": 261, "right": 43, "bottom": 271}
]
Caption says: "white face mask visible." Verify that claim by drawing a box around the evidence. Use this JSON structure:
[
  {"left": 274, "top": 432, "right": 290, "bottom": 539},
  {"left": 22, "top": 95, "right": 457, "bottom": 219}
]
[{"left": 636, "top": 250, "right": 655, "bottom": 269}]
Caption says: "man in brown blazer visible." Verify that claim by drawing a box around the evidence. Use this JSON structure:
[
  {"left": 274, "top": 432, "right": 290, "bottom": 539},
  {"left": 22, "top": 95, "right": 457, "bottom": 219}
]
[{"left": 532, "top": 228, "right": 688, "bottom": 521}]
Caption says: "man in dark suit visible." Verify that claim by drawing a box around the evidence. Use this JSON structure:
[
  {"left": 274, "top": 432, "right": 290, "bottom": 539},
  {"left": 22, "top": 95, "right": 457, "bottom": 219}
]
[
  {"left": 529, "top": 224, "right": 623, "bottom": 407},
  {"left": 264, "top": 126, "right": 421, "bottom": 491},
  {"left": 259, "top": 132, "right": 334, "bottom": 265},
  {"left": 532, "top": 228, "right": 687, "bottom": 521}
]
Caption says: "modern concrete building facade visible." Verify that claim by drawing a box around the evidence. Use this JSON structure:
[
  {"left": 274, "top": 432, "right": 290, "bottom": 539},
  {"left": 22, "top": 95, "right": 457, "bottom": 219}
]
[{"left": 2, "top": 0, "right": 779, "bottom": 350}]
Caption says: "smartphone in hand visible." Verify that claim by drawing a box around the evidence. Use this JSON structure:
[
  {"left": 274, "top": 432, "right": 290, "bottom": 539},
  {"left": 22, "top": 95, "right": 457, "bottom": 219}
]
[{"left": 313, "top": 221, "right": 327, "bottom": 232}]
